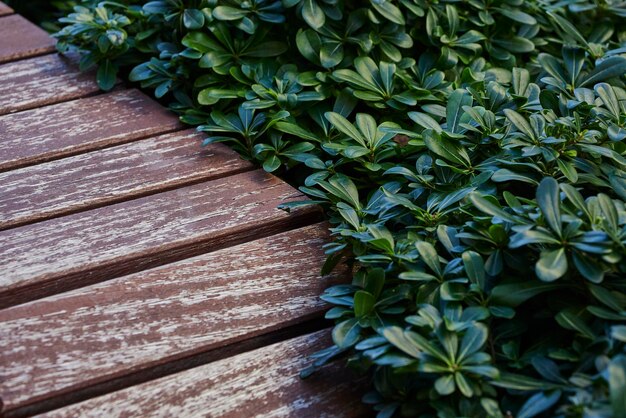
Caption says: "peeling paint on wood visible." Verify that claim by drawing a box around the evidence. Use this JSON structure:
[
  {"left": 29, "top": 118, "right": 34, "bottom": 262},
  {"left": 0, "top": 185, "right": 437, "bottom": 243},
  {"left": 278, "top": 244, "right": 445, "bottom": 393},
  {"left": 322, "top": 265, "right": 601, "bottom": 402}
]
[
  {"left": 0, "top": 54, "right": 101, "bottom": 115},
  {"left": 0, "top": 129, "right": 253, "bottom": 230},
  {"left": 0, "top": 15, "right": 55, "bottom": 63},
  {"left": 0, "top": 170, "right": 319, "bottom": 307},
  {"left": 0, "top": 225, "right": 347, "bottom": 415},
  {"left": 35, "top": 330, "right": 370, "bottom": 418},
  {"left": 0, "top": 89, "right": 182, "bottom": 171},
  {"left": 0, "top": 2, "right": 13, "bottom": 16}
]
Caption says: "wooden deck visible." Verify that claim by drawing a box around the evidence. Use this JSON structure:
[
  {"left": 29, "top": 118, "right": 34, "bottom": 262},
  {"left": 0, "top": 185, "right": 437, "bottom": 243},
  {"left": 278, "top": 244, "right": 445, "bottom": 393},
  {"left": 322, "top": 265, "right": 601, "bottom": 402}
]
[{"left": 0, "top": 6, "right": 368, "bottom": 417}]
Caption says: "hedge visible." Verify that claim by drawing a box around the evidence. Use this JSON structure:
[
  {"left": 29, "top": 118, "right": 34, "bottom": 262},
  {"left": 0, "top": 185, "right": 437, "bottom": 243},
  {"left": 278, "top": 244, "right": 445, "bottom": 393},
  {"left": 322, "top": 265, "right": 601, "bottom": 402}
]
[{"left": 46, "top": 1, "right": 626, "bottom": 416}]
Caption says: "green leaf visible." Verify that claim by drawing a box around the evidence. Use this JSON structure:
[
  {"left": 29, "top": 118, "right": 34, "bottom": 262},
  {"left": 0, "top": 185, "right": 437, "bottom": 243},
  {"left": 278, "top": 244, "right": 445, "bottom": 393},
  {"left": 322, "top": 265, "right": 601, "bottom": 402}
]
[
  {"left": 493, "top": 372, "right": 561, "bottom": 391},
  {"left": 213, "top": 6, "right": 247, "bottom": 21},
  {"left": 182, "top": 32, "right": 223, "bottom": 53},
  {"left": 595, "top": 83, "right": 622, "bottom": 119},
  {"left": 580, "top": 56, "right": 626, "bottom": 87},
  {"left": 458, "top": 324, "right": 488, "bottom": 361},
  {"left": 382, "top": 326, "right": 421, "bottom": 358},
  {"left": 296, "top": 29, "right": 322, "bottom": 64},
  {"left": 491, "top": 281, "right": 563, "bottom": 307},
  {"left": 536, "top": 248, "right": 567, "bottom": 282},
  {"left": 332, "top": 318, "right": 362, "bottom": 349},
  {"left": 609, "top": 355, "right": 626, "bottom": 418},
  {"left": 328, "top": 174, "right": 361, "bottom": 209},
  {"left": 262, "top": 154, "right": 281, "bottom": 172},
  {"left": 446, "top": 89, "right": 472, "bottom": 134},
  {"left": 469, "top": 192, "right": 523, "bottom": 224},
  {"left": 613, "top": 326, "right": 626, "bottom": 342},
  {"left": 462, "top": 251, "right": 485, "bottom": 290},
  {"left": 415, "top": 241, "right": 441, "bottom": 276},
  {"left": 364, "top": 268, "right": 385, "bottom": 299},
  {"left": 512, "top": 67, "right": 530, "bottom": 96},
  {"left": 555, "top": 309, "right": 595, "bottom": 339},
  {"left": 325, "top": 112, "right": 367, "bottom": 147},
  {"left": 371, "top": 0, "right": 405, "bottom": 25},
  {"left": 455, "top": 372, "right": 473, "bottom": 397},
  {"left": 183, "top": 9, "right": 205, "bottom": 29},
  {"left": 354, "top": 290, "right": 376, "bottom": 317},
  {"left": 302, "top": 0, "right": 325, "bottom": 29},
  {"left": 536, "top": 177, "right": 562, "bottom": 235},
  {"left": 435, "top": 375, "right": 455, "bottom": 395},
  {"left": 408, "top": 112, "right": 442, "bottom": 133},
  {"left": 588, "top": 284, "right": 624, "bottom": 312},
  {"left": 493, "top": 37, "right": 535, "bottom": 53},
  {"left": 562, "top": 46, "right": 585, "bottom": 86},
  {"left": 423, "top": 131, "right": 471, "bottom": 167},
  {"left": 504, "top": 109, "right": 535, "bottom": 139},
  {"left": 517, "top": 391, "right": 562, "bottom": 418},
  {"left": 538, "top": 53, "right": 567, "bottom": 85},
  {"left": 548, "top": 11, "right": 589, "bottom": 47},
  {"left": 497, "top": 8, "right": 537, "bottom": 25},
  {"left": 96, "top": 59, "right": 116, "bottom": 91}
]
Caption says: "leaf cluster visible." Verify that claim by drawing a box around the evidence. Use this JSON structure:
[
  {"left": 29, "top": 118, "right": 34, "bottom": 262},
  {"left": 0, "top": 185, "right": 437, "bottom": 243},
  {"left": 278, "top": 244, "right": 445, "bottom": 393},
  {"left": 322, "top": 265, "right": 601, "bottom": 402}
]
[{"left": 52, "top": 0, "right": 626, "bottom": 416}]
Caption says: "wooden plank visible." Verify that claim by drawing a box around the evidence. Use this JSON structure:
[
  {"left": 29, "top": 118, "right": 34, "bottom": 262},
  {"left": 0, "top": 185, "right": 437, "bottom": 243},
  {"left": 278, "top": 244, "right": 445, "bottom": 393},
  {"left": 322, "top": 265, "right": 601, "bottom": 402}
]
[
  {"left": 0, "top": 170, "right": 319, "bottom": 307},
  {"left": 0, "top": 2, "right": 13, "bottom": 16},
  {"left": 0, "top": 89, "right": 182, "bottom": 171},
  {"left": 0, "top": 129, "right": 253, "bottom": 230},
  {"left": 0, "top": 15, "right": 55, "bottom": 63},
  {"left": 0, "top": 225, "right": 346, "bottom": 415},
  {"left": 35, "top": 330, "right": 370, "bottom": 418},
  {"left": 0, "top": 54, "right": 101, "bottom": 115}
]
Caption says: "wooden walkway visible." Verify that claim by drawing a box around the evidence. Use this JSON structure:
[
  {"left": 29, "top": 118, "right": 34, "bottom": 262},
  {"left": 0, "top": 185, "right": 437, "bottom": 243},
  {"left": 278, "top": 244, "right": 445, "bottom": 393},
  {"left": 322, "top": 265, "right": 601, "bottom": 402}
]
[{"left": 0, "top": 5, "right": 368, "bottom": 417}]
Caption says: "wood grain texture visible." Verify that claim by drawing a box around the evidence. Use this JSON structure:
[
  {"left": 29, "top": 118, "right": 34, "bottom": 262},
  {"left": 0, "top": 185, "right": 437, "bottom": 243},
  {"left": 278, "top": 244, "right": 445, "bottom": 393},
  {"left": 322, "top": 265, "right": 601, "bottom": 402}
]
[
  {"left": 0, "top": 15, "right": 55, "bottom": 63},
  {"left": 0, "top": 129, "right": 253, "bottom": 230},
  {"left": 0, "top": 54, "right": 101, "bottom": 115},
  {"left": 0, "top": 170, "right": 319, "bottom": 307},
  {"left": 36, "top": 330, "right": 370, "bottom": 418},
  {"left": 0, "top": 2, "right": 12, "bottom": 16},
  {"left": 0, "top": 225, "right": 347, "bottom": 415},
  {"left": 0, "top": 89, "right": 182, "bottom": 171}
]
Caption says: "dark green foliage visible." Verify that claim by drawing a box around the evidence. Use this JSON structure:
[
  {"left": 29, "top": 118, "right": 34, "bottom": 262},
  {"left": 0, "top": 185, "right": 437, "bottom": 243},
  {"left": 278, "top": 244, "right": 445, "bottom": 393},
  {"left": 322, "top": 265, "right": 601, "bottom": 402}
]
[
  {"left": 5, "top": 0, "right": 79, "bottom": 31},
  {"left": 53, "top": 0, "right": 626, "bottom": 416}
]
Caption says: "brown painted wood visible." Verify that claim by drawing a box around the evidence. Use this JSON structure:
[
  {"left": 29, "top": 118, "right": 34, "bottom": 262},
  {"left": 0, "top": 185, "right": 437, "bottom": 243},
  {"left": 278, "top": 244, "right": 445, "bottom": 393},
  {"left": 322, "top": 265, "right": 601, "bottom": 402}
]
[
  {"left": 35, "top": 330, "right": 370, "bottom": 418},
  {"left": 0, "top": 54, "right": 101, "bottom": 115},
  {"left": 0, "top": 170, "right": 319, "bottom": 308},
  {"left": 0, "top": 2, "right": 13, "bottom": 16},
  {"left": 0, "top": 89, "right": 182, "bottom": 172},
  {"left": 0, "top": 225, "right": 347, "bottom": 416},
  {"left": 0, "top": 129, "right": 253, "bottom": 230},
  {"left": 0, "top": 15, "right": 55, "bottom": 63}
]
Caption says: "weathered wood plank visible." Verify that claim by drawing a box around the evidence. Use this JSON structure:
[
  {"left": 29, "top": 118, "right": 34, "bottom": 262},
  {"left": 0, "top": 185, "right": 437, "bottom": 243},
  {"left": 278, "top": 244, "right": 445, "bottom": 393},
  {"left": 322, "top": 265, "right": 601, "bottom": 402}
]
[
  {"left": 36, "top": 330, "right": 370, "bottom": 418},
  {"left": 0, "top": 225, "right": 346, "bottom": 416},
  {"left": 0, "top": 2, "right": 13, "bottom": 16},
  {"left": 0, "top": 15, "right": 56, "bottom": 63},
  {"left": 0, "top": 54, "right": 101, "bottom": 115},
  {"left": 0, "top": 89, "right": 181, "bottom": 171},
  {"left": 0, "top": 129, "right": 253, "bottom": 230},
  {"left": 0, "top": 170, "right": 319, "bottom": 307}
]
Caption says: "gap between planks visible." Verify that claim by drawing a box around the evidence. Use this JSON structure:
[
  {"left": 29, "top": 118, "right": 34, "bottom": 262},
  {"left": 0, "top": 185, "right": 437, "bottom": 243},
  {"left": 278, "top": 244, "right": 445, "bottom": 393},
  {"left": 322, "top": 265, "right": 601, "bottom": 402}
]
[
  {"left": 0, "top": 53, "right": 115, "bottom": 116},
  {"left": 0, "top": 15, "right": 56, "bottom": 65},
  {"left": 0, "top": 170, "right": 322, "bottom": 308},
  {"left": 5, "top": 320, "right": 333, "bottom": 418},
  {"left": 0, "top": 89, "right": 184, "bottom": 173},
  {"left": 0, "top": 224, "right": 345, "bottom": 417},
  {"left": 0, "top": 129, "right": 255, "bottom": 231},
  {"left": 34, "top": 330, "right": 371, "bottom": 418}
]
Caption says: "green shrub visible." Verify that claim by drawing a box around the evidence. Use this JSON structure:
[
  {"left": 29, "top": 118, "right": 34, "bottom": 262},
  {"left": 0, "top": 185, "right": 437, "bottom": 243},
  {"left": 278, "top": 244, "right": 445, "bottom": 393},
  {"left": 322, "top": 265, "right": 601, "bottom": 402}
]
[
  {"left": 4, "top": 0, "right": 79, "bottom": 31},
  {"left": 53, "top": 1, "right": 626, "bottom": 416}
]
